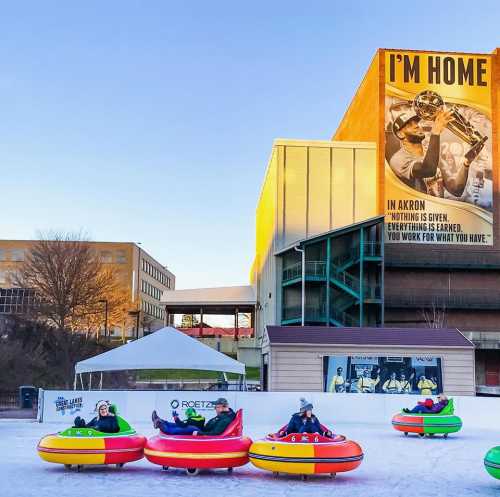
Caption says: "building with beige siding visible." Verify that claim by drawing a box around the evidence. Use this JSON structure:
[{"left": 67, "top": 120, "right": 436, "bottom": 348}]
[{"left": 264, "top": 326, "right": 475, "bottom": 395}]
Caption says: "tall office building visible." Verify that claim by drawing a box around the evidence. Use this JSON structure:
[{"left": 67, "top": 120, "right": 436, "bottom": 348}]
[{"left": 0, "top": 240, "right": 175, "bottom": 339}]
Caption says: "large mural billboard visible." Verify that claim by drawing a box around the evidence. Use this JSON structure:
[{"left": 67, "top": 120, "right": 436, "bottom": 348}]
[
  {"left": 384, "top": 51, "right": 493, "bottom": 245},
  {"left": 323, "top": 355, "right": 443, "bottom": 395}
]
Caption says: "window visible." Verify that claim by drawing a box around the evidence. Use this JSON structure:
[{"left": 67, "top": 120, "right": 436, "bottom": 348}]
[
  {"left": 116, "top": 250, "right": 126, "bottom": 263},
  {"left": 0, "top": 288, "right": 38, "bottom": 314},
  {"left": 0, "top": 249, "right": 5, "bottom": 261},
  {"left": 100, "top": 250, "right": 112, "bottom": 263},
  {"left": 0, "top": 270, "right": 7, "bottom": 284},
  {"left": 140, "top": 279, "right": 163, "bottom": 301},
  {"left": 11, "top": 249, "right": 25, "bottom": 261},
  {"left": 141, "top": 257, "right": 169, "bottom": 288}
]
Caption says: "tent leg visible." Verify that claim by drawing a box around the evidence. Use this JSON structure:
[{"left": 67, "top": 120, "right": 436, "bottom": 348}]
[
  {"left": 239, "top": 374, "right": 246, "bottom": 391},
  {"left": 99, "top": 372, "right": 103, "bottom": 390},
  {"left": 73, "top": 374, "right": 77, "bottom": 390},
  {"left": 79, "top": 374, "right": 85, "bottom": 390},
  {"left": 89, "top": 373, "right": 92, "bottom": 390}
]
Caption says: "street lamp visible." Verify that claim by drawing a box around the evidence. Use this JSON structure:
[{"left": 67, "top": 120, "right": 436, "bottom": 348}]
[{"left": 98, "top": 299, "right": 108, "bottom": 341}]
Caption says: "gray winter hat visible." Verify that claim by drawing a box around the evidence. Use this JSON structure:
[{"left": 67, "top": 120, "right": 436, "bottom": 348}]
[
  {"left": 299, "top": 397, "right": 313, "bottom": 413},
  {"left": 214, "top": 397, "right": 229, "bottom": 407}
]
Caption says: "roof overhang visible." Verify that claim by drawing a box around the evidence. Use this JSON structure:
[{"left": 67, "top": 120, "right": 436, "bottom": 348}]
[
  {"left": 274, "top": 215, "right": 385, "bottom": 256},
  {"left": 161, "top": 285, "right": 256, "bottom": 309}
]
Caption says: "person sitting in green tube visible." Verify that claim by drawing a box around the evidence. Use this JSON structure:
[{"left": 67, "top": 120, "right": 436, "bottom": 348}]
[
  {"left": 152, "top": 407, "right": 206, "bottom": 435},
  {"left": 73, "top": 400, "right": 119, "bottom": 433},
  {"left": 403, "top": 393, "right": 449, "bottom": 414}
]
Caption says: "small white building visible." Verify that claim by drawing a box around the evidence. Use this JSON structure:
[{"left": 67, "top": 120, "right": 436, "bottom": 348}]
[{"left": 263, "top": 326, "right": 475, "bottom": 395}]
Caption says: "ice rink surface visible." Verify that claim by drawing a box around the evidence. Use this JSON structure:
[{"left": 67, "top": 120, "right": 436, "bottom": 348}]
[{"left": 1, "top": 420, "right": 498, "bottom": 497}]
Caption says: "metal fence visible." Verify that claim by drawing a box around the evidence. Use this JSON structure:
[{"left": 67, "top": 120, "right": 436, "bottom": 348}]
[
  {"left": 282, "top": 304, "right": 326, "bottom": 322},
  {"left": 330, "top": 264, "right": 360, "bottom": 292},
  {"left": 0, "top": 391, "right": 18, "bottom": 408},
  {"left": 363, "top": 241, "right": 382, "bottom": 257},
  {"left": 0, "top": 390, "right": 38, "bottom": 410},
  {"left": 282, "top": 261, "right": 326, "bottom": 282}
]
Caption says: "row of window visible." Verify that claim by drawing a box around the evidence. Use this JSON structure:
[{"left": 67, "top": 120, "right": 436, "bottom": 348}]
[
  {"left": 0, "top": 249, "right": 25, "bottom": 262},
  {"left": 0, "top": 288, "right": 38, "bottom": 314},
  {"left": 142, "top": 259, "right": 172, "bottom": 288},
  {"left": 0, "top": 247, "right": 128, "bottom": 264},
  {"left": 100, "top": 250, "right": 127, "bottom": 264},
  {"left": 141, "top": 279, "right": 163, "bottom": 301},
  {"left": 141, "top": 300, "right": 164, "bottom": 320}
]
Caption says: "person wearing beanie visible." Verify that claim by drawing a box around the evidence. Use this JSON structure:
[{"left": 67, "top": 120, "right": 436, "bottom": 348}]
[
  {"left": 191, "top": 398, "right": 236, "bottom": 436},
  {"left": 73, "top": 400, "right": 119, "bottom": 433},
  {"left": 280, "top": 398, "right": 332, "bottom": 437}
]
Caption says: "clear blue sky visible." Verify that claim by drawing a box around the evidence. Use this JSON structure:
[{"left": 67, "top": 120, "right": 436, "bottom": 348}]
[{"left": 2, "top": 1, "right": 499, "bottom": 289}]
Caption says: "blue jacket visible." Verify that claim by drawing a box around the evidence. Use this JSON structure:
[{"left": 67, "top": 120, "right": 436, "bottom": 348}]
[
  {"left": 285, "top": 413, "right": 323, "bottom": 435},
  {"left": 86, "top": 415, "right": 119, "bottom": 433}
]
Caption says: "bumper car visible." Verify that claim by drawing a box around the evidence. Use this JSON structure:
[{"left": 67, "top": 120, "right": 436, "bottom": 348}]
[
  {"left": 37, "top": 405, "right": 146, "bottom": 470},
  {"left": 484, "top": 446, "right": 500, "bottom": 480},
  {"left": 144, "top": 409, "right": 252, "bottom": 475},
  {"left": 249, "top": 425, "right": 363, "bottom": 479},
  {"left": 391, "top": 398, "right": 462, "bottom": 438}
]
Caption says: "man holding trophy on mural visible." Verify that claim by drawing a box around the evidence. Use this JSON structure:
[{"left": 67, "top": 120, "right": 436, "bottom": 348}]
[{"left": 389, "top": 90, "right": 486, "bottom": 199}]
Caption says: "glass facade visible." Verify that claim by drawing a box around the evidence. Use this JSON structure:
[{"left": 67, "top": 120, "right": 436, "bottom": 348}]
[{"left": 0, "top": 288, "right": 38, "bottom": 314}]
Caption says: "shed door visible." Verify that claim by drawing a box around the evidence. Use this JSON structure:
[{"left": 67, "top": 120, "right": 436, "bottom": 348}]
[{"left": 485, "top": 362, "right": 499, "bottom": 386}]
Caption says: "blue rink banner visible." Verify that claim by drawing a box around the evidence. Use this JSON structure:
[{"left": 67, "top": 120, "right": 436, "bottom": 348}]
[
  {"left": 39, "top": 390, "right": 232, "bottom": 422},
  {"left": 38, "top": 390, "right": 499, "bottom": 430},
  {"left": 323, "top": 355, "right": 443, "bottom": 394}
]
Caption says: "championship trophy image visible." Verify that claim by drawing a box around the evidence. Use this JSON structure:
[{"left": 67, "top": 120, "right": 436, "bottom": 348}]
[{"left": 413, "top": 90, "right": 487, "bottom": 160}]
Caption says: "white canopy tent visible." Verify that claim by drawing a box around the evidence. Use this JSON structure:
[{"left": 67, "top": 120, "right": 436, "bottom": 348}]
[{"left": 74, "top": 327, "right": 246, "bottom": 390}]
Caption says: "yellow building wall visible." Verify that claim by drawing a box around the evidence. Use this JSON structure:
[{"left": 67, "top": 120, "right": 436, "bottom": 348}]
[
  {"left": 252, "top": 139, "right": 377, "bottom": 336},
  {"left": 0, "top": 240, "right": 135, "bottom": 299},
  {"left": 308, "top": 146, "right": 331, "bottom": 235},
  {"left": 252, "top": 147, "right": 278, "bottom": 283},
  {"left": 334, "top": 50, "right": 381, "bottom": 143},
  {"left": 253, "top": 140, "right": 378, "bottom": 276}
]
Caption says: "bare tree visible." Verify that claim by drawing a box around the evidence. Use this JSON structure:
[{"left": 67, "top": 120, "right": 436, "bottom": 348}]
[
  {"left": 14, "top": 232, "right": 128, "bottom": 332},
  {"left": 80, "top": 287, "right": 130, "bottom": 340},
  {"left": 1, "top": 316, "right": 112, "bottom": 389},
  {"left": 421, "top": 301, "right": 447, "bottom": 329}
]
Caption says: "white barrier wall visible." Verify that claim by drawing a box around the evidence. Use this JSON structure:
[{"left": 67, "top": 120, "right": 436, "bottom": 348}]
[{"left": 39, "top": 389, "right": 500, "bottom": 431}]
